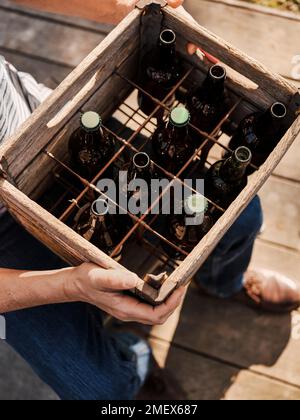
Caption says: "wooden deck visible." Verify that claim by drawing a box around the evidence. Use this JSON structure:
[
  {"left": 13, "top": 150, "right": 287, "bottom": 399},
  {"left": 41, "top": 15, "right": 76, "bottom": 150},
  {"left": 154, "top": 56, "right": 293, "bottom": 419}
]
[{"left": 0, "top": 0, "right": 300, "bottom": 400}]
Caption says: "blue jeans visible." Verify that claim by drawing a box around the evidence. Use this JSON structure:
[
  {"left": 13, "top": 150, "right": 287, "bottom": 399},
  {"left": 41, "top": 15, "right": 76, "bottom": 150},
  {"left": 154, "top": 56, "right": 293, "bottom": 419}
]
[{"left": 0, "top": 197, "right": 262, "bottom": 400}]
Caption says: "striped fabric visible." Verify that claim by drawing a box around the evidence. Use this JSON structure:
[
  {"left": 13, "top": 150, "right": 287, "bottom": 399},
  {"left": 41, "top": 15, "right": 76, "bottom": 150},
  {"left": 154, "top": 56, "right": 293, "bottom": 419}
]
[{"left": 0, "top": 56, "right": 52, "bottom": 215}]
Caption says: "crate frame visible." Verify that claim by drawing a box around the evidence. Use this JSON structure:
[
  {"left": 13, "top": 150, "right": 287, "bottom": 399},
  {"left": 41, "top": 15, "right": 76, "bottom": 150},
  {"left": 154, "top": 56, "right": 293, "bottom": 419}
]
[{"left": 0, "top": 0, "right": 299, "bottom": 305}]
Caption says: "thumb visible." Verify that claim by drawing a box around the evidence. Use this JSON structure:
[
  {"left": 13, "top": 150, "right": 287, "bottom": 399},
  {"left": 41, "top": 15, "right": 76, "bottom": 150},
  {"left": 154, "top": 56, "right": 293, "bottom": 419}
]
[{"left": 89, "top": 267, "right": 140, "bottom": 291}]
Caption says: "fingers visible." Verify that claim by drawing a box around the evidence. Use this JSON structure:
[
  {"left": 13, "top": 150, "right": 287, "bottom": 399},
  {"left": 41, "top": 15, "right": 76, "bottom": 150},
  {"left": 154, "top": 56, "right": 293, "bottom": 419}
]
[
  {"left": 87, "top": 265, "right": 140, "bottom": 291},
  {"left": 167, "top": 0, "right": 185, "bottom": 7},
  {"left": 187, "top": 43, "right": 198, "bottom": 56},
  {"left": 108, "top": 286, "right": 186, "bottom": 324}
]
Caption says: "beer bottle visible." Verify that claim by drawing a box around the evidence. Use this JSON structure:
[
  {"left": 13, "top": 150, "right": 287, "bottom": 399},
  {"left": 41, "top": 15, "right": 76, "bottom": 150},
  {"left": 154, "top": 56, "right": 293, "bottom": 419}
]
[
  {"left": 228, "top": 102, "right": 287, "bottom": 172},
  {"left": 152, "top": 106, "right": 195, "bottom": 175},
  {"left": 74, "top": 199, "right": 124, "bottom": 261},
  {"left": 121, "top": 152, "right": 159, "bottom": 216},
  {"left": 187, "top": 65, "right": 227, "bottom": 145},
  {"left": 163, "top": 194, "right": 214, "bottom": 259},
  {"left": 68, "top": 111, "right": 115, "bottom": 180},
  {"left": 138, "top": 29, "right": 181, "bottom": 118},
  {"left": 205, "top": 146, "right": 252, "bottom": 208}
]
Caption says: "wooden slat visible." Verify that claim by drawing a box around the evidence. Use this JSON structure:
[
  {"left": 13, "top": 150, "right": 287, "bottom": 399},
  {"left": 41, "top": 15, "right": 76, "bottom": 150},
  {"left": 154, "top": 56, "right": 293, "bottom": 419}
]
[
  {"left": 185, "top": 0, "right": 300, "bottom": 82},
  {"left": 0, "top": 47, "right": 71, "bottom": 86},
  {"left": 0, "top": 8, "right": 141, "bottom": 178},
  {"left": 208, "top": 132, "right": 300, "bottom": 184},
  {"left": 151, "top": 240, "right": 300, "bottom": 388},
  {"left": 259, "top": 178, "right": 300, "bottom": 252},
  {"left": 150, "top": 338, "right": 300, "bottom": 400},
  {"left": 0, "top": 178, "right": 157, "bottom": 301},
  {"left": 275, "top": 135, "right": 300, "bottom": 182},
  {"left": 164, "top": 5, "right": 298, "bottom": 103},
  {"left": 160, "top": 115, "right": 300, "bottom": 302},
  {"left": 16, "top": 51, "right": 138, "bottom": 197},
  {"left": 1, "top": 0, "right": 113, "bottom": 35},
  {"left": 0, "top": 8, "right": 105, "bottom": 67}
]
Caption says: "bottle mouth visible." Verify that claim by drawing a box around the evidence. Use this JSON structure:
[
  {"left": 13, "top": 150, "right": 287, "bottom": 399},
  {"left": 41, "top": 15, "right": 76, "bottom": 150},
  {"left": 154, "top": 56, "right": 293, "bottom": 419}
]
[
  {"left": 235, "top": 146, "right": 252, "bottom": 163},
  {"left": 209, "top": 65, "right": 226, "bottom": 80},
  {"left": 91, "top": 199, "right": 108, "bottom": 216},
  {"left": 160, "top": 29, "right": 176, "bottom": 45},
  {"left": 133, "top": 152, "right": 150, "bottom": 169},
  {"left": 271, "top": 102, "right": 287, "bottom": 119}
]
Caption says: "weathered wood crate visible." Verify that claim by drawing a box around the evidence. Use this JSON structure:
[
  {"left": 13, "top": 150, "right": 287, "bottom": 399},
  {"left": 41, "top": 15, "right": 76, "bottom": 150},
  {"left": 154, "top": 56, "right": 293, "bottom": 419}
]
[{"left": 0, "top": 0, "right": 299, "bottom": 305}]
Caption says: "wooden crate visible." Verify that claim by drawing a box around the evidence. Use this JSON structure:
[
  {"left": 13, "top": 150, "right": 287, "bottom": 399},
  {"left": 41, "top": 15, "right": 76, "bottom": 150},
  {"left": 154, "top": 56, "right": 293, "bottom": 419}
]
[{"left": 0, "top": 0, "right": 299, "bottom": 305}]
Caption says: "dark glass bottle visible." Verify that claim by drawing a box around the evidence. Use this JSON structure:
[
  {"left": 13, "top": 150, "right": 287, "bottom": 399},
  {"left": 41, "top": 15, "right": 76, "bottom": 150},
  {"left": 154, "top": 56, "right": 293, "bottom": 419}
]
[
  {"left": 228, "top": 102, "right": 288, "bottom": 173},
  {"left": 152, "top": 106, "right": 195, "bottom": 175},
  {"left": 205, "top": 146, "right": 252, "bottom": 208},
  {"left": 163, "top": 194, "right": 214, "bottom": 259},
  {"left": 187, "top": 65, "right": 227, "bottom": 145},
  {"left": 68, "top": 111, "right": 115, "bottom": 180},
  {"left": 74, "top": 199, "right": 124, "bottom": 261},
  {"left": 121, "top": 152, "right": 159, "bottom": 216},
  {"left": 138, "top": 29, "right": 181, "bottom": 119}
]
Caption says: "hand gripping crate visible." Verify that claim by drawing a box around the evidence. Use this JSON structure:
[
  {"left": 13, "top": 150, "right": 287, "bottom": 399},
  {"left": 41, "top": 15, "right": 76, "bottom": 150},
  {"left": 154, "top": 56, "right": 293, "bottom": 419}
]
[{"left": 0, "top": 0, "right": 299, "bottom": 305}]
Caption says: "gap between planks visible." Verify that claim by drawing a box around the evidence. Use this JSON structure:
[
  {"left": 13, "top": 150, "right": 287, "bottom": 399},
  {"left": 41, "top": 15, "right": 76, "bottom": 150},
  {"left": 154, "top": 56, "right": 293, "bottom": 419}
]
[{"left": 149, "top": 334, "right": 300, "bottom": 392}]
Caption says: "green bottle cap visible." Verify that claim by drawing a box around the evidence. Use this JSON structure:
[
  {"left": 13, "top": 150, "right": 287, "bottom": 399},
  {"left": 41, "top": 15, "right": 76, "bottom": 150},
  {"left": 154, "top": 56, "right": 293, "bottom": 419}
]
[
  {"left": 170, "top": 107, "right": 190, "bottom": 127},
  {"left": 185, "top": 194, "right": 208, "bottom": 215},
  {"left": 81, "top": 111, "right": 102, "bottom": 131}
]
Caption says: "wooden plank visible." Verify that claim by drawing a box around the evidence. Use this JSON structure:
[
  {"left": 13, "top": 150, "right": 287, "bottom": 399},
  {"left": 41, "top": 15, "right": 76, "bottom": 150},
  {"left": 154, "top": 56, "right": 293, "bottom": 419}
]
[
  {"left": 0, "top": 8, "right": 105, "bottom": 67},
  {"left": 185, "top": 0, "right": 300, "bottom": 82},
  {"left": 164, "top": 5, "right": 298, "bottom": 103},
  {"left": 150, "top": 338, "right": 300, "bottom": 400},
  {"left": 0, "top": 47, "right": 71, "bottom": 86},
  {"left": 151, "top": 241, "right": 300, "bottom": 388},
  {"left": 0, "top": 8, "right": 141, "bottom": 178},
  {"left": 0, "top": 0, "right": 113, "bottom": 35},
  {"left": 162, "top": 114, "right": 300, "bottom": 302},
  {"left": 275, "top": 134, "right": 300, "bottom": 182},
  {"left": 259, "top": 177, "right": 300, "bottom": 252},
  {"left": 16, "top": 52, "right": 138, "bottom": 197},
  {"left": 0, "top": 178, "right": 157, "bottom": 301},
  {"left": 209, "top": 131, "right": 300, "bottom": 183}
]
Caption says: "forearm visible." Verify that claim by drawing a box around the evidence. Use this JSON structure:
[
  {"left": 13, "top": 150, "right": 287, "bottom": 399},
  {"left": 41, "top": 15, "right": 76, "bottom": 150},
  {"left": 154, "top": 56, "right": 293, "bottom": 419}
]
[
  {"left": 0, "top": 267, "right": 75, "bottom": 313},
  {"left": 13, "top": 0, "right": 137, "bottom": 24}
]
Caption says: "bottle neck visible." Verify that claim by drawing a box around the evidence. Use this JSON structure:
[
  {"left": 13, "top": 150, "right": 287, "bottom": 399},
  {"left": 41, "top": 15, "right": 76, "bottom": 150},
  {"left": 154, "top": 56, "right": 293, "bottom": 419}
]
[
  {"left": 202, "top": 66, "right": 226, "bottom": 98},
  {"left": 221, "top": 147, "right": 252, "bottom": 182},
  {"left": 131, "top": 153, "right": 151, "bottom": 178},
  {"left": 90, "top": 200, "right": 107, "bottom": 224},
  {"left": 158, "top": 30, "right": 176, "bottom": 64},
  {"left": 255, "top": 102, "right": 287, "bottom": 138},
  {"left": 81, "top": 126, "right": 103, "bottom": 137},
  {"left": 169, "top": 121, "right": 189, "bottom": 136}
]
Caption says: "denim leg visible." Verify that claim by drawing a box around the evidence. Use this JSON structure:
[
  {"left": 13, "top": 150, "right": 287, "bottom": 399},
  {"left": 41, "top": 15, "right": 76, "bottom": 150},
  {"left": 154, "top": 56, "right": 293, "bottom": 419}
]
[
  {"left": 0, "top": 213, "right": 140, "bottom": 400},
  {"left": 194, "top": 196, "right": 263, "bottom": 298}
]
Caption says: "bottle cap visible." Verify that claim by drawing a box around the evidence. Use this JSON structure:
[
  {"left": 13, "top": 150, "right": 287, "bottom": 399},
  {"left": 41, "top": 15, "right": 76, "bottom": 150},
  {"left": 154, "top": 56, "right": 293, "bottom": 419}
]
[
  {"left": 81, "top": 111, "right": 102, "bottom": 131},
  {"left": 170, "top": 107, "right": 190, "bottom": 127},
  {"left": 185, "top": 194, "right": 208, "bottom": 215}
]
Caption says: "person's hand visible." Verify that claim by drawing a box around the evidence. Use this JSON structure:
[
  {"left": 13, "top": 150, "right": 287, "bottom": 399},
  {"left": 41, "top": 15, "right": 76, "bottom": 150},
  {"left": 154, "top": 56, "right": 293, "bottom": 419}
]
[{"left": 67, "top": 263, "right": 186, "bottom": 325}]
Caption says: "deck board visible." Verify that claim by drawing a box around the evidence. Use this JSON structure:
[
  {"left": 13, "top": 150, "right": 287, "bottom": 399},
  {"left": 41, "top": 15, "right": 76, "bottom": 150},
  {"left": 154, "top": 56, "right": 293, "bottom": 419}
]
[
  {"left": 0, "top": 0, "right": 300, "bottom": 401},
  {"left": 0, "top": 8, "right": 105, "bottom": 67},
  {"left": 150, "top": 338, "right": 300, "bottom": 400}
]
